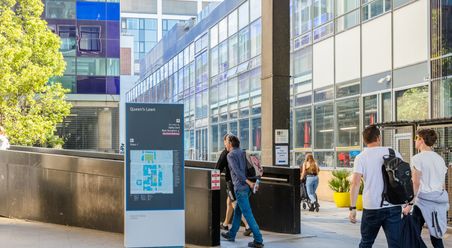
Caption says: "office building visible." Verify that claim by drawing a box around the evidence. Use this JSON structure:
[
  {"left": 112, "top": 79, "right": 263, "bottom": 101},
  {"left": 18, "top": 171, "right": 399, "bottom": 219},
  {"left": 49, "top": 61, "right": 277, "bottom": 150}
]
[
  {"left": 44, "top": 0, "right": 120, "bottom": 152},
  {"left": 126, "top": 0, "right": 451, "bottom": 167}
]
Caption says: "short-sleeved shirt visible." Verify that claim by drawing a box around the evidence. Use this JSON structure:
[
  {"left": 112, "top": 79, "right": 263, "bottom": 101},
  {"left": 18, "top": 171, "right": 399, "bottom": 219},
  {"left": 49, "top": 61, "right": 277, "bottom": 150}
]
[
  {"left": 353, "top": 147, "right": 402, "bottom": 209},
  {"left": 411, "top": 151, "right": 447, "bottom": 193}
]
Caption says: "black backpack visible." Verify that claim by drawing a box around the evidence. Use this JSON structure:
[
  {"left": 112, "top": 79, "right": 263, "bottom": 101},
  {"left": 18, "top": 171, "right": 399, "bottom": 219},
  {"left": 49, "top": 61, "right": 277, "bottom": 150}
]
[{"left": 380, "top": 148, "right": 414, "bottom": 206}]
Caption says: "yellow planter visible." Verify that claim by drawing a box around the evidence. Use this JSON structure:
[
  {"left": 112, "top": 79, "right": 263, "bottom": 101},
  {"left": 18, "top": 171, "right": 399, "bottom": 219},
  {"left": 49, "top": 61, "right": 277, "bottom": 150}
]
[
  {"left": 356, "top": 194, "right": 363, "bottom": 210},
  {"left": 333, "top": 192, "right": 350, "bottom": 208}
]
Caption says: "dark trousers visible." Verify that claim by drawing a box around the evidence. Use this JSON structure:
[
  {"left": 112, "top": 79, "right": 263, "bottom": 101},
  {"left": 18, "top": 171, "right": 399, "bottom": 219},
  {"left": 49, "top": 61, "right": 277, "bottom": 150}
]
[
  {"left": 413, "top": 205, "right": 444, "bottom": 248},
  {"left": 360, "top": 206, "right": 401, "bottom": 248}
]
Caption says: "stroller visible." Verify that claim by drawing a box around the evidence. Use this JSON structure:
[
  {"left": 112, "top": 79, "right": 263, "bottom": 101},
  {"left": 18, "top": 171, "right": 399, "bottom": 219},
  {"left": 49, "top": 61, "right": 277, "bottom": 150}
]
[{"left": 300, "top": 181, "right": 319, "bottom": 212}]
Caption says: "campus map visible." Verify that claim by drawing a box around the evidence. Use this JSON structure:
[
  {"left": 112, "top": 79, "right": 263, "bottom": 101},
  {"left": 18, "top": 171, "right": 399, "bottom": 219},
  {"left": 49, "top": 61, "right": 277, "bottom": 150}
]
[{"left": 130, "top": 150, "right": 174, "bottom": 194}]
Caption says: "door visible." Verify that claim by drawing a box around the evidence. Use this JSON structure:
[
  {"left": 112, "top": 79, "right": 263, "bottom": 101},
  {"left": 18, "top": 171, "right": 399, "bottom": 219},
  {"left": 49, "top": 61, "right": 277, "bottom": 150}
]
[{"left": 395, "top": 134, "right": 413, "bottom": 162}]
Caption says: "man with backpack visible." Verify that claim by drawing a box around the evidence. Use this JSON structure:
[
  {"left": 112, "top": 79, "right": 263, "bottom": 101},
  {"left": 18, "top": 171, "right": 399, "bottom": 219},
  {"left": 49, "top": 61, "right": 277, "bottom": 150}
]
[
  {"left": 349, "top": 125, "right": 404, "bottom": 248},
  {"left": 221, "top": 134, "right": 264, "bottom": 248}
]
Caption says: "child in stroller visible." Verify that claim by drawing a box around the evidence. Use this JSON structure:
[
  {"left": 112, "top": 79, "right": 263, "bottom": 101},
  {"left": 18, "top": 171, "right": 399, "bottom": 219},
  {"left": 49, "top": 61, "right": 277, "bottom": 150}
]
[{"left": 300, "top": 179, "right": 319, "bottom": 212}]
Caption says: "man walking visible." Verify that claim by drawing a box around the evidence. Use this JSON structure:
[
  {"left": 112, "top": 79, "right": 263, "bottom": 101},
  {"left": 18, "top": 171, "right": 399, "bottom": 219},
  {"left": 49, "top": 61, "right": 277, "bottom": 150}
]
[
  {"left": 349, "top": 125, "right": 402, "bottom": 248},
  {"left": 221, "top": 134, "right": 264, "bottom": 248}
]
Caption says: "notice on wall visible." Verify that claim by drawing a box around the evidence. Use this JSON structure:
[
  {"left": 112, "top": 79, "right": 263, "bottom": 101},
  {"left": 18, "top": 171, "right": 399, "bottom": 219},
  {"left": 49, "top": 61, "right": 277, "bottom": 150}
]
[
  {"left": 275, "top": 129, "right": 289, "bottom": 144},
  {"left": 211, "top": 169, "right": 221, "bottom": 190},
  {"left": 275, "top": 145, "right": 289, "bottom": 166},
  {"left": 125, "top": 103, "right": 184, "bottom": 248}
]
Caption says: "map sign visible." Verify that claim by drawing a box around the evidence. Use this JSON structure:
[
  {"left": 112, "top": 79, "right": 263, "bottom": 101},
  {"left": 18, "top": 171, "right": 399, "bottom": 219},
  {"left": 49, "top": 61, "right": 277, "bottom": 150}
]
[{"left": 130, "top": 150, "right": 174, "bottom": 194}]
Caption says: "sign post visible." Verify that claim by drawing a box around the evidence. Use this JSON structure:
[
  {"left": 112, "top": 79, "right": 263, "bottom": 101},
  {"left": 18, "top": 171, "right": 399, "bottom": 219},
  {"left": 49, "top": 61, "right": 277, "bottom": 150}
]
[{"left": 125, "top": 103, "right": 184, "bottom": 248}]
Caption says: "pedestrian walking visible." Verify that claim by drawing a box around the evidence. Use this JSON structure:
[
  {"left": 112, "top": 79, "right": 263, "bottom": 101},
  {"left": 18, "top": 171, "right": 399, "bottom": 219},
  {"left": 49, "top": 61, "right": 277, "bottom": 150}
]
[
  {"left": 402, "top": 129, "right": 449, "bottom": 248},
  {"left": 221, "top": 134, "right": 264, "bottom": 248},
  {"left": 300, "top": 154, "right": 320, "bottom": 211},
  {"left": 0, "top": 126, "right": 10, "bottom": 150},
  {"left": 216, "top": 133, "right": 252, "bottom": 236},
  {"left": 349, "top": 125, "right": 403, "bottom": 248}
]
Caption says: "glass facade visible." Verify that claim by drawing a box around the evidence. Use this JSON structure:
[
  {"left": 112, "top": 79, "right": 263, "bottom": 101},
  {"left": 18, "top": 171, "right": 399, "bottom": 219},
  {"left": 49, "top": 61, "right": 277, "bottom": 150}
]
[
  {"left": 127, "top": 0, "right": 451, "bottom": 168},
  {"left": 45, "top": 0, "right": 120, "bottom": 94}
]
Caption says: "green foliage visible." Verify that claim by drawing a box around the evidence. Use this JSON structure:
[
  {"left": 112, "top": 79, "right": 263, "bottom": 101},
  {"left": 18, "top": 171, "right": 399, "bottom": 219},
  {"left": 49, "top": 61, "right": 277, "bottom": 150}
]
[
  {"left": 0, "top": 0, "right": 71, "bottom": 147},
  {"left": 328, "top": 169, "right": 351, "bottom": 193},
  {"left": 396, "top": 87, "right": 429, "bottom": 121}
]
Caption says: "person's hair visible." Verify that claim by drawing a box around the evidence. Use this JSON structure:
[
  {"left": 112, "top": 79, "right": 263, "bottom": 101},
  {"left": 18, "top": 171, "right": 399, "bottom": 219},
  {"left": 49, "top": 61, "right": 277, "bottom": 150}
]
[
  {"left": 362, "top": 125, "right": 380, "bottom": 144},
  {"left": 0, "top": 126, "right": 5, "bottom": 134},
  {"left": 228, "top": 135, "right": 240, "bottom": 148},
  {"left": 416, "top": 129, "right": 437, "bottom": 147},
  {"left": 223, "top": 133, "right": 229, "bottom": 141},
  {"left": 303, "top": 154, "right": 318, "bottom": 170}
]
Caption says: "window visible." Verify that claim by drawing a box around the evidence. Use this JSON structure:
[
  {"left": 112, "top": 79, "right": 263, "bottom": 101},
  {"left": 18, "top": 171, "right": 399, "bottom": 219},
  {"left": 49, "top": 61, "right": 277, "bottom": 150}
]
[
  {"left": 393, "top": 0, "right": 414, "bottom": 9},
  {"left": 251, "top": 117, "right": 261, "bottom": 151},
  {"left": 362, "top": 0, "right": 391, "bottom": 22},
  {"left": 238, "top": 1, "right": 249, "bottom": 30},
  {"left": 313, "top": 22, "right": 334, "bottom": 42},
  {"left": 238, "top": 72, "right": 250, "bottom": 99},
  {"left": 432, "top": 79, "right": 452, "bottom": 118},
  {"left": 107, "top": 58, "right": 120, "bottom": 76},
  {"left": 238, "top": 27, "right": 250, "bottom": 63},
  {"left": 336, "top": 9, "right": 360, "bottom": 33},
  {"left": 219, "top": 41, "right": 228, "bottom": 73},
  {"left": 314, "top": 151, "right": 335, "bottom": 167},
  {"left": 363, "top": 95, "right": 378, "bottom": 126},
  {"left": 396, "top": 86, "right": 429, "bottom": 121},
  {"left": 336, "top": 98, "right": 360, "bottom": 147},
  {"left": 314, "top": 103, "right": 334, "bottom": 149},
  {"left": 314, "top": 87, "right": 334, "bottom": 102},
  {"left": 313, "top": 0, "right": 334, "bottom": 28},
  {"left": 293, "top": 0, "right": 312, "bottom": 37},
  {"left": 229, "top": 35, "right": 239, "bottom": 67},
  {"left": 250, "top": 19, "right": 261, "bottom": 58},
  {"left": 293, "top": 46, "right": 312, "bottom": 77},
  {"left": 63, "top": 56, "right": 76, "bottom": 75},
  {"left": 228, "top": 10, "right": 238, "bottom": 36},
  {"left": 239, "top": 119, "right": 250, "bottom": 150},
  {"left": 336, "top": 81, "right": 360, "bottom": 98},
  {"left": 58, "top": 25, "right": 77, "bottom": 56},
  {"left": 294, "top": 107, "right": 312, "bottom": 148},
  {"left": 219, "top": 18, "right": 228, "bottom": 43},
  {"left": 79, "top": 26, "right": 101, "bottom": 52},
  {"left": 210, "top": 25, "right": 219, "bottom": 48},
  {"left": 250, "top": 0, "right": 261, "bottom": 22},
  {"left": 162, "top": 19, "right": 182, "bottom": 37},
  {"left": 211, "top": 46, "right": 219, "bottom": 76},
  {"left": 77, "top": 57, "right": 106, "bottom": 76},
  {"left": 228, "top": 77, "right": 238, "bottom": 104},
  {"left": 336, "top": 0, "right": 360, "bottom": 16},
  {"left": 45, "top": 0, "right": 76, "bottom": 19}
]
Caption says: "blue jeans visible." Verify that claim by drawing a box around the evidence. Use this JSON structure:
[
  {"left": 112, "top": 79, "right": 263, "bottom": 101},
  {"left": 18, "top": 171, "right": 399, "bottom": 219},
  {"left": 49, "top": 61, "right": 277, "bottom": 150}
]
[
  {"left": 305, "top": 175, "right": 319, "bottom": 202},
  {"left": 360, "top": 206, "right": 401, "bottom": 248},
  {"left": 229, "top": 187, "right": 263, "bottom": 243}
]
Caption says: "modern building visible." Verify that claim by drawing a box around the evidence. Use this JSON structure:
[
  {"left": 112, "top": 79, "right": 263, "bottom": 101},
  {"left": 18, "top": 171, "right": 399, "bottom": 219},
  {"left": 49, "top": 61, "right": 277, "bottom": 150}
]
[
  {"left": 120, "top": 0, "right": 223, "bottom": 75},
  {"left": 44, "top": 0, "right": 121, "bottom": 152},
  {"left": 126, "top": 0, "right": 452, "bottom": 168}
]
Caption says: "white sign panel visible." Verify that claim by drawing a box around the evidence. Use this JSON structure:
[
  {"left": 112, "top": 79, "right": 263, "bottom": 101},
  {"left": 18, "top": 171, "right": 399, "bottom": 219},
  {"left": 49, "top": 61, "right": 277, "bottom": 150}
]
[
  {"left": 275, "top": 129, "right": 289, "bottom": 144},
  {"left": 275, "top": 145, "right": 289, "bottom": 165}
]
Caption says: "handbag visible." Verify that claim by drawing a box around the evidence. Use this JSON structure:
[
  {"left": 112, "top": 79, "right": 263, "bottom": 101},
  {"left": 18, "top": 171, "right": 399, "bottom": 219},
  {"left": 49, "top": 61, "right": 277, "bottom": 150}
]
[{"left": 226, "top": 181, "right": 236, "bottom": 201}]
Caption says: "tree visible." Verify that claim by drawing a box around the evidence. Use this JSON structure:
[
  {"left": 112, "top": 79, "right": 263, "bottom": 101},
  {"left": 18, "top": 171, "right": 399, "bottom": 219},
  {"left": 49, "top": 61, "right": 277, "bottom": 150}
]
[
  {"left": 396, "top": 87, "right": 429, "bottom": 121},
  {"left": 0, "top": 0, "right": 71, "bottom": 147}
]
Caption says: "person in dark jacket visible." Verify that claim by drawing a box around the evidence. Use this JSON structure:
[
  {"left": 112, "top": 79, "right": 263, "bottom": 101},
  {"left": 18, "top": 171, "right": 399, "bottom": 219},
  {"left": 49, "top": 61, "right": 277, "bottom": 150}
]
[
  {"left": 221, "top": 135, "right": 263, "bottom": 248},
  {"left": 216, "top": 133, "right": 251, "bottom": 236}
]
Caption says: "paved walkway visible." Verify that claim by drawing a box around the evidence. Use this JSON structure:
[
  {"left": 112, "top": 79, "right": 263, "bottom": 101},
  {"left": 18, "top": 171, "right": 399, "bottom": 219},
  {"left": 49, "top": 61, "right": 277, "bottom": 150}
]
[{"left": 0, "top": 201, "right": 450, "bottom": 247}]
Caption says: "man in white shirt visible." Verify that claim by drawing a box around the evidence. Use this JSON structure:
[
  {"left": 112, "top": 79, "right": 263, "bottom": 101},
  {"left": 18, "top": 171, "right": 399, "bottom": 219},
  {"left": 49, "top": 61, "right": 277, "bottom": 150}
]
[{"left": 349, "top": 125, "right": 402, "bottom": 248}]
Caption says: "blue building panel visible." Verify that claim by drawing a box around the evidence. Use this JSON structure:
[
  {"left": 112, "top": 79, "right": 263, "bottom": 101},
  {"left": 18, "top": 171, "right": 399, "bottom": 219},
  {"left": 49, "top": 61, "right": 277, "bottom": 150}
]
[{"left": 76, "top": 2, "right": 119, "bottom": 21}]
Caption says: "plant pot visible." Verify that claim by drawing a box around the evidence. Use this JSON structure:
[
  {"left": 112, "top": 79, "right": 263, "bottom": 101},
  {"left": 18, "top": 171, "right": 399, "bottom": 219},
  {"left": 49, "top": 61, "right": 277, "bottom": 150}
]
[
  {"left": 356, "top": 194, "right": 363, "bottom": 210},
  {"left": 333, "top": 192, "right": 350, "bottom": 208}
]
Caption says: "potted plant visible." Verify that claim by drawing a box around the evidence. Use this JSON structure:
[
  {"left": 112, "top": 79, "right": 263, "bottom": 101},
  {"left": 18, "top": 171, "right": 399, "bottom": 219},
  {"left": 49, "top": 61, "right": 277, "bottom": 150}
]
[{"left": 328, "top": 169, "right": 351, "bottom": 207}]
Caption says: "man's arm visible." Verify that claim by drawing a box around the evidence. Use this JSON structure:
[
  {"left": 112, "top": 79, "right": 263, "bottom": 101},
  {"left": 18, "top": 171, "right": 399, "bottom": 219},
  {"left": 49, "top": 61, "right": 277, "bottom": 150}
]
[{"left": 349, "top": 172, "right": 362, "bottom": 224}]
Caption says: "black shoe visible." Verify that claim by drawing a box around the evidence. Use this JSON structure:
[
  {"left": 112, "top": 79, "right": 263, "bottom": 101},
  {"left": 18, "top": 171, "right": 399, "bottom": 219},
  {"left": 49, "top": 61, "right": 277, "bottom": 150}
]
[
  {"left": 220, "top": 223, "right": 229, "bottom": 231},
  {"left": 243, "top": 228, "right": 252, "bottom": 236},
  {"left": 248, "top": 241, "right": 264, "bottom": 248},
  {"left": 221, "top": 232, "right": 235, "bottom": 242}
]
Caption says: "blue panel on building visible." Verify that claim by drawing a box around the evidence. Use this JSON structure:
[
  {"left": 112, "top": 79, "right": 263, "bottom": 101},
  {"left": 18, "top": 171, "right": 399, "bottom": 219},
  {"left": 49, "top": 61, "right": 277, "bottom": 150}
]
[{"left": 76, "top": 2, "right": 119, "bottom": 21}]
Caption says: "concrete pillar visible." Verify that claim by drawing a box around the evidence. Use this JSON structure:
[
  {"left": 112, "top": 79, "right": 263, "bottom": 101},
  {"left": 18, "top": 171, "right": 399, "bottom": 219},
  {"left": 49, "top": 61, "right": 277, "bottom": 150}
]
[
  {"left": 261, "top": 0, "right": 290, "bottom": 166},
  {"left": 98, "top": 108, "right": 113, "bottom": 152}
]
